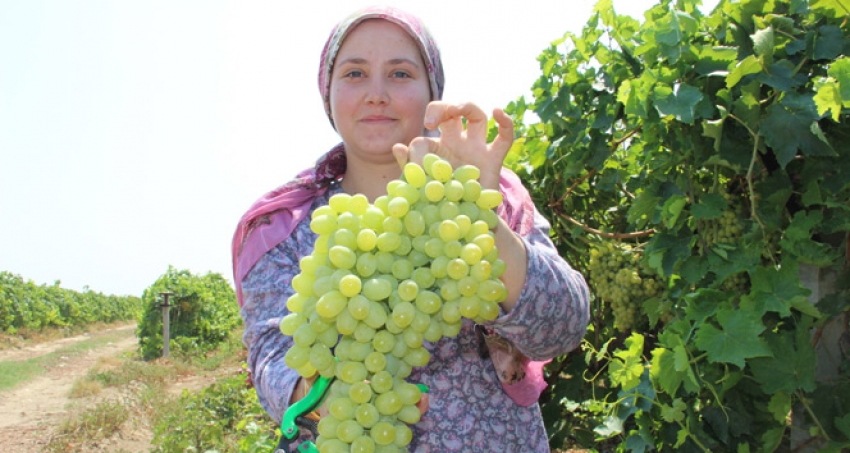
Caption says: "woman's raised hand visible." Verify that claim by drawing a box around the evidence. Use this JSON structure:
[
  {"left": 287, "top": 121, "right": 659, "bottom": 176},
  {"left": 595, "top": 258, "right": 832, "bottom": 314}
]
[{"left": 392, "top": 101, "right": 514, "bottom": 190}]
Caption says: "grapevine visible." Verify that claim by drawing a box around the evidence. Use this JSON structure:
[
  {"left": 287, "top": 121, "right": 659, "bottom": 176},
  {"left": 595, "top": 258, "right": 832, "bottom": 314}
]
[
  {"left": 503, "top": 0, "right": 850, "bottom": 450},
  {"left": 280, "top": 155, "right": 507, "bottom": 452}
]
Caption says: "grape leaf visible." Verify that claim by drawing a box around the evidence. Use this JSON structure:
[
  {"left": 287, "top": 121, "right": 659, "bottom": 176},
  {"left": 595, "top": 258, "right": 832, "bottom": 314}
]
[
  {"left": 652, "top": 83, "right": 704, "bottom": 124},
  {"left": 662, "top": 195, "right": 688, "bottom": 228},
  {"left": 650, "top": 347, "right": 682, "bottom": 394},
  {"left": 835, "top": 413, "right": 850, "bottom": 438},
  {"left": 645, "top": 230, "right": 693, "bottom": 278},
  {"left": 813, "top": 25, "right": 844, "bottom": 61},
  {"left": 752, "top": 26, "right": 775, "bottom": 63},
  {"left": 810, "top": 0, "right": 850, "bottom": 19},
  {"left": 593, "top": 414, "right": 624, "bottom": 437},
  {"left": 828, "top": 57, "right": 850, "bottom": 103},
  {"left": 628, "top": 190, "right": 661, "bottom": 227},
  {"left": 760, "top": 427, "right": 786, "bottom": 453},
  {"left": 695, "top": 46, "right": 737, "bottom": 76},
  {"left": 702, "top": 117, "right": 725, "bottom": 152},
  {"left": 692, "top": 193, "right": 726, "bottom": 220},
  {"left": 661, "top": 399, "right": 687, "bottom": 423},
  {"left": 814, "top": 78, "right": 843, "bottom": 121},
  {"left": 748, "top": 260, "right": 812, "bottom": 316},
  {"left": 749, "top": 329, "right": 816, "bottom": 393},
  {"left": 760, "top": 92, "right": 836, "bottom": 169},
  {"left": 610, "top": 334, "right": 646, "bottom": 391},
  {"left": 767, "top": 391, "right": 792, "bottom": 423},
  {"left": 780, "top": 211, "right": 840, "bottom": 265},
  {"left": 618, "top": 74, "right": 656, "bottom": 119},
  {"left": 624, "top": 434, "right": 653, "bottom": 453},
  {"left": 693, "top": 308, "right": 772, "bottom": 368},
  {"left": 758, "top": 61, "right": 803, "bottom": 92},
  {"left": 727, "top": 55, "right": 762, "bottom": 88}
]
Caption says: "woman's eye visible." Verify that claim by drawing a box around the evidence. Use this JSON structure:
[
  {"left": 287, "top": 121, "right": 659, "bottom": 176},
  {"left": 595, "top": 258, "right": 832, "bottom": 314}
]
[
  {"left": 391, "top": 71, "right": 411, "bottom": 78},
  {"left": 345, "top": 70, "right": 365, "bottom": 78}
]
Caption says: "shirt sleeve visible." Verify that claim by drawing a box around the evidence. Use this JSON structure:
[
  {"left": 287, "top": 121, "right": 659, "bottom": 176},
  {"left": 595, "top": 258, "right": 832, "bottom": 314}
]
[
  {"left": 487, "top": 208, "right": 591, "bottom": 361},
  {"left": 239, "top": 233, "right": 305, "bottom": 423}
]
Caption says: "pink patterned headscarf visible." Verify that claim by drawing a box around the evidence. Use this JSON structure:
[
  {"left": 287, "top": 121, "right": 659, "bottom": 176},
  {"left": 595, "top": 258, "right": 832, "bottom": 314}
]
[{"left": 317, "top": 6, "right": 445, "bottom": 128}]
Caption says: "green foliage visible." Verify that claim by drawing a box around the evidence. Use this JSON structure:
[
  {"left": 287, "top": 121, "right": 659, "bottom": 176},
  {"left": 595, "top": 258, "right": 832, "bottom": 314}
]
[
  {"left": 0, "top": 271, "right": 141, "bottom": 333},
  {"left": 506, "top": 0, "right": 850, "bottom": 451},
  {"left": 138, "top": 266, "right": 240, "bottom": 360},
  {"left": 150, "top": 373, "right": 276, "bottom": 453}
]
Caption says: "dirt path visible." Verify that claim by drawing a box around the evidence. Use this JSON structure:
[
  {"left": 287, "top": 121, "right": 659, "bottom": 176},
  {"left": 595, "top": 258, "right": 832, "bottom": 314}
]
[{"left": 0, "top": 324, "right": 142, "bottom": 453}]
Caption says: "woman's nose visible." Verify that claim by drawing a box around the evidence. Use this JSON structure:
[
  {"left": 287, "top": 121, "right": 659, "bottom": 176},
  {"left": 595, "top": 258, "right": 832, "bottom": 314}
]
[{"left": 365, "top": 78, "right": 389, "bottom": 105}]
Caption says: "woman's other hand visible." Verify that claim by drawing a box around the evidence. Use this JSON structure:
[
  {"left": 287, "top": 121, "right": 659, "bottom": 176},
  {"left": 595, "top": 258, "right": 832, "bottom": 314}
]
[{"left": 392, "top": 101, "right": 514, "bottom": 190}]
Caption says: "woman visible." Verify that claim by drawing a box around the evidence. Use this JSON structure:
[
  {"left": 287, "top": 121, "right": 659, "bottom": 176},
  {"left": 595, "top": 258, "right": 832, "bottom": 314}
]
[{"left": 232, "top": 6, "right": 590, "bottom": 452}]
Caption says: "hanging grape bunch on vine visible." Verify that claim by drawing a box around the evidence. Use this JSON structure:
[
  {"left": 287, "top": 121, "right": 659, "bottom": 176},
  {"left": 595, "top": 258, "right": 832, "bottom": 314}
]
[{"left": 587, "top": 241, "right": 666, "bottom": 332}]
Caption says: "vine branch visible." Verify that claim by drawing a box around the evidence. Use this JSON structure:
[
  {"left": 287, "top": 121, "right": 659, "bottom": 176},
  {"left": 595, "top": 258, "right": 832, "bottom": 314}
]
[
  {"left": 795, "top": 390, "right": 832, "bottom": 443},
  {"left": 549, "top": 169, "right": 596, "bottom": 207},
  {"left": 555, "top": 211, "right": 656, "bottom": 239}
]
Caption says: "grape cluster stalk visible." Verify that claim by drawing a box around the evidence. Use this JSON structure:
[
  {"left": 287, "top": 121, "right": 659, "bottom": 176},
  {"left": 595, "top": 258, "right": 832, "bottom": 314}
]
[{"left": 280, "top": 154, "right": 508, "bottom": 453}]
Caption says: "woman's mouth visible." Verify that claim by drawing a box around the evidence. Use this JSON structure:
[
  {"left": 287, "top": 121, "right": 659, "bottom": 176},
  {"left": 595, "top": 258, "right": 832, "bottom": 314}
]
[{"left": 361, "top": 115, "right": 395, "bottom": 124}]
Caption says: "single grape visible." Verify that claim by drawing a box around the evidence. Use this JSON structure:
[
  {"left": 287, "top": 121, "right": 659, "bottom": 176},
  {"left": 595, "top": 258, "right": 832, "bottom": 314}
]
[
  {"left": 375, "top": 391, "right": 403, "bottom": 415},
  {"left": 349, "top": 193, "right": 370, "bottom": 216},
  {"left": 372, "top": 330, "right": 396, "bottom": 353},
  {"left": 443, "top": 179, "right": 464, "bottom": 202},
  {"left": 370, "top": 421, "right": 397, "bottom": 446},
  {"left": 329, "top": 396, "right": 356, "bottom": 420},
  {"left": 337, "top": 419, "right": 364, "bottom": 443},
  {"left": 280, "top": 312, "right": 305, "bottom": 336},
  {"left": 403, "top": 162, "right": 427, "bottom": 188},
  {"left": 355, "top": 403, "right": 380, "bottom": 428},
  {"left": 349, "top": 381, "right": 374, "bottom": 404}
]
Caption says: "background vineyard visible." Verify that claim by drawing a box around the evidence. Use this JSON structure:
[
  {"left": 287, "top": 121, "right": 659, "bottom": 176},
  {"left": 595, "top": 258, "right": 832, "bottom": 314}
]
[
  {"left": 0, "top": 270, "right": 142, "bottom": 333},
  {"left": 137, "top": 265, "right": 241, "bottom": 360}
]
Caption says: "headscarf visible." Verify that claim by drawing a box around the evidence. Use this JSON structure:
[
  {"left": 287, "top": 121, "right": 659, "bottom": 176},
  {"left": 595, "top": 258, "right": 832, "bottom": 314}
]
[{"left": 317, "top": 6, "right": 445, "bottom": 128}]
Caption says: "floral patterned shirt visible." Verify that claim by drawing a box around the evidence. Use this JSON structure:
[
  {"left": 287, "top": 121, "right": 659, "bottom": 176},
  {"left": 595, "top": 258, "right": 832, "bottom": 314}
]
[{"left": 240, "top": 183, "right": 590, "bottom": 453}]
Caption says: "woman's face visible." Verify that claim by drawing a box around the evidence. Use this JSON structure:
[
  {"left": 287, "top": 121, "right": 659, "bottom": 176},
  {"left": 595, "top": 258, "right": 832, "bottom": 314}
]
[{"left": 329, "top": 20, "right": 431, "bottom": 164}]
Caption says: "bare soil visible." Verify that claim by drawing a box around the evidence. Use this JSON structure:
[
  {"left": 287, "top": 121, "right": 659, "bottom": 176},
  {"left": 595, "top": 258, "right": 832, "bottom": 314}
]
[{"left": 0, "top": 323, "right": 218, "bottom": 453}]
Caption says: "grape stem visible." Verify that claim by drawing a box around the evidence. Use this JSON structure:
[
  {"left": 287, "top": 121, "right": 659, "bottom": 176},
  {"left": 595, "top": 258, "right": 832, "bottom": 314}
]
[
  {"left": 548, "top": 169, "right": 596, "bottom": 208},
  {"left": 726, "top": 113, "right": 779, "bottom": 266},
  {"left": 795, "top": 390, "right": 832, "bottom": 443},
  {"left": 556, "top": 211, "right": 655, "bottom": 239}
]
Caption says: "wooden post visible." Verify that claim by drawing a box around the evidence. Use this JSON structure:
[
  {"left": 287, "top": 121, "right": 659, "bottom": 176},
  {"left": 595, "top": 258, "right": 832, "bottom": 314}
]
[
  {"left": 160, "top": 292, "right": 173, "bottom": 358},
  {"left": 791, "top": 264, "right": 845, "bottom": 452}
]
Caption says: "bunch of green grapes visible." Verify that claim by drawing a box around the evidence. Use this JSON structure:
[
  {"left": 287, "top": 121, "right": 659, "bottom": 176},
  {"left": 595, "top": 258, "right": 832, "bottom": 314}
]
[
  {"left": 279, "top": 154, "right": 508, "bottom": 453},
  {"left": 699, "top": 190, "right": 750, "bottom": 292},
  {"left": 587, "top": 242, "right": 663, "bottom": 332}
]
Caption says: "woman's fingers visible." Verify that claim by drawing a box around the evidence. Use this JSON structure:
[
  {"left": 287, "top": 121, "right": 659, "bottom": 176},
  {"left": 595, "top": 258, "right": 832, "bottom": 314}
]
[
  {"left": 416, "top": 393, "right": 430, "bottom": 415},
  {"left": 490, "top": 107, "right": 515, "bottom": 160},
  {"left": 392, "top": 143, "right": 410, "bottom": 168},
  {"left": 406, "top": 137, "right": 441, "bottom": 165},
  {"left": 425, "top": 101, "right": 489, "bottom": 141}
]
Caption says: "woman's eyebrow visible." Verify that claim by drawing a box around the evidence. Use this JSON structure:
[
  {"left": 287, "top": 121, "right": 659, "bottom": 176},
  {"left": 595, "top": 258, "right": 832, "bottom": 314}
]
[
  {"left": 335, "top": 57, "right": 421, "bottom": 68},
  {"left": 387, "top": 57, "right": 421, "bottom": 68}
]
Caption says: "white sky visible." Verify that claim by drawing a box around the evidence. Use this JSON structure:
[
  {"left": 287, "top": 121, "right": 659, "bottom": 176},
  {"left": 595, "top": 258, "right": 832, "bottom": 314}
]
[{"left": 0, "top": 0, "right": 719, "bottom": 297}]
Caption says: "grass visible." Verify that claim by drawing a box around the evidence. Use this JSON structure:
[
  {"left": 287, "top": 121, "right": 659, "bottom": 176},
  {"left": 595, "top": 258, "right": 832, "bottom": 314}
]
[
  {"left": 0, "top": 325, "right": 136, "bottom": 391},
  {"left": 0, "top": 321, "right": 130, "bottom": 352},
  {"left": 45, "top": 400, "right": 131, "bottom": 453},
  {"left": 44, "top": 329, "right": 250, "bottom": 453}
]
